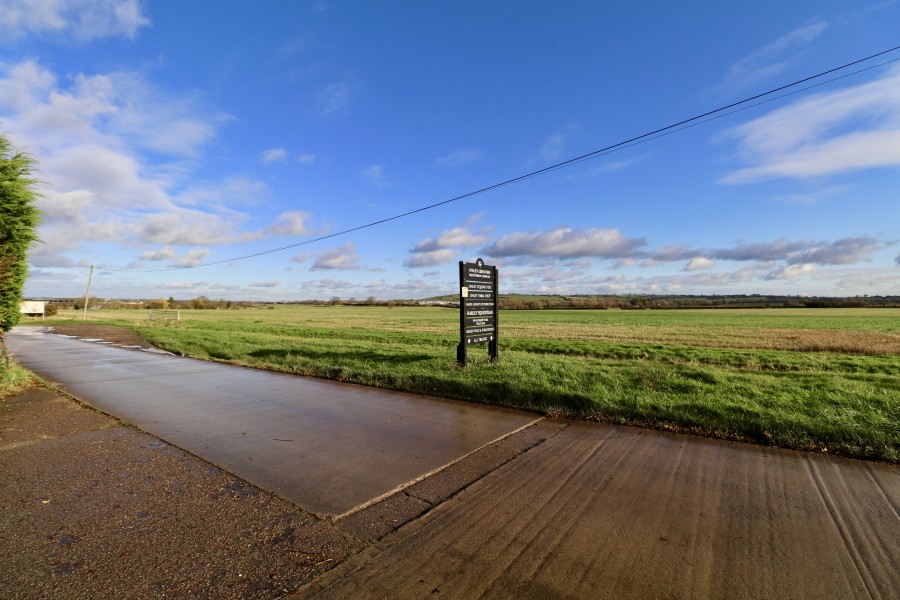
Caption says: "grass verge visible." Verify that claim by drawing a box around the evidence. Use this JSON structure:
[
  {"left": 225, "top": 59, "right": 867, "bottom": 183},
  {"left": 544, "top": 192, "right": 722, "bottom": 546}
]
[{"left": 0, "top": 339, "right": 36, "bottom": 398}]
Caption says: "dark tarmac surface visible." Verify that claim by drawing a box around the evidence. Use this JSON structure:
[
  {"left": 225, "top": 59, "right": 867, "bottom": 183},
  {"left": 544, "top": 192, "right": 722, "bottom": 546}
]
[
  {"left": 0, "top": 387, "right": 363, "bottom": 599},
  {"left": 5, "top": 327, "right": 539, "bottom": 518},
  {"left": 4, "top": 325, "right": 899, "bottom": 599}
]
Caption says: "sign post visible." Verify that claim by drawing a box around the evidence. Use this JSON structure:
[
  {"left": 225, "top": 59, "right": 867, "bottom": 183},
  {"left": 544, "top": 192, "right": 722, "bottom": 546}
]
[{"left": 457, "top": 258, "right": 498, "bottom": 367}]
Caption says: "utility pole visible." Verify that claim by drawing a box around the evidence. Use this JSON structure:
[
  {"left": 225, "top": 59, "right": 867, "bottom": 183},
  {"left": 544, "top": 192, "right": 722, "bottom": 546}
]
[{"left": 82, "top": 264, "right": 93, "bottom": 321}]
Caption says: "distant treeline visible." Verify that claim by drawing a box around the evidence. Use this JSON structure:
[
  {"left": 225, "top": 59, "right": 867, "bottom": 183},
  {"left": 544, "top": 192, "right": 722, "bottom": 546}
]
[
  {"left": 38, "top": 293, "right": 900, "bottom": 311},
  {"left": 494, "top": 294, "right": 900, "bottom": 310}
]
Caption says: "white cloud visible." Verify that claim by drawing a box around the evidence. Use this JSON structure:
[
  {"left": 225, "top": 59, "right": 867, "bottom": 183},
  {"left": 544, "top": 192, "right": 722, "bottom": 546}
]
[
  {"left": 36, "top": 189, "right": 95, "bottom": 224},
  {"left": 483, "top": 227, "right": 646, "bottom": 259},
  {"left": 137, "top": 246, "right": 209, "bottom": 267},
  {"left": 360, "top": 164, "right": 387, "bottom": 187},
  {"left": 172, "top": 249, "right": 210, "bottom": 267},
  {"left": 311, "top": 242, "right": 359, "bottom": 270},
  {"left": 296, "top": 153, "right": 317, "bottom": 165},
  {"left": 0, "top": 59, "right": 268, "bottom": 269},
  {"left": 249, "top": 281, "right": 279, "bottom": 288},
  {"left": 765, "top": 263, "right": 819, "bottom": 280},
  {"left": 0, "top": 0, "right": 150, "bottom": 42},
  {"left": 138, "top": 247, "right": 177, "bottom": 262},
  {"left": 260, "top": 147, "right": 287, "bottom": 163},
  {"left": 42, "top": 143, "right": 170, "bottom": 210},
  {"left": 406, "top": 220, "right": 493, "bottom": 268},
  {"left": 405, "top": 249, "right": 457, "bottom": 268},
  {"left": 684, "top": 257, "right": 715, "bottom": 271},
  {"left": 136, "top": 210, "right": 243, "bottom": 246},
  {"left": 266, "top": 211, "right": 311, "bottom": 236},
  {"left": 413, "top": 227, "right": 489, "bottom": 253},
  {"left": 435, "top": 148, "right": 483, "bottom": 167},
  {"left": 721, "top": 65, "right": 900, "bottom": 183}
]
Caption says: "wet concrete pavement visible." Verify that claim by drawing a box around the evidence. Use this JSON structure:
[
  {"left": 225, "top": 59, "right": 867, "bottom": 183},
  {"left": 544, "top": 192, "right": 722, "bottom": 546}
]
[
  {"left": 301, "top": 422, "right": 900, "bottom": 599},
  {"left": 5, "top": 328, "right": 538, "bottom": 518}
]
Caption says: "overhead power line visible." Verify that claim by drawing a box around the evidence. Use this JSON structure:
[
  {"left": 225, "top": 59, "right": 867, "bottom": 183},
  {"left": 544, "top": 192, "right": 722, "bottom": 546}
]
[
  {"left": 103, "top": 44, "right": 900, "bottom": 274},
  {"left": 26, "top": 267, "right": 92, "bottom": 298}
]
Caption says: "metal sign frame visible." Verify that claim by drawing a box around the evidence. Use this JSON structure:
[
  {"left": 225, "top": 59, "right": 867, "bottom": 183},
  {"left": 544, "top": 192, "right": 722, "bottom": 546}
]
[{"left": 457, "top": 258, "right": 498, "bottom": 367}]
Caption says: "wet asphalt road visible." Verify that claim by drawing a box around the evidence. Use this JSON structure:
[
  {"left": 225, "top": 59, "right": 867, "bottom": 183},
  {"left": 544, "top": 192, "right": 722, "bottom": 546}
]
[{"left": 5, "top": 328, "right": 538, "bottom": 518}]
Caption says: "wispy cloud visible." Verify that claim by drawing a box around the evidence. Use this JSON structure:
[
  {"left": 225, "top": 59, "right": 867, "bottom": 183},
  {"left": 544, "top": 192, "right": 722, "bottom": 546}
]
[
  {"left": 435, "top": 148, "right": 483, "bottom": 167},
  {"left": 0, "top": 0, "right": 151, "bottom": 42},
  {"left": 770, "top": 185, "right": 849, "bottom": 205},
  {"left": 537, "top": 131, "right": 567, "bottom": 162},
  {"left": 720, "top": 19, "right": 828, "bottom": 92},
  {"left": 360, "top": 164, "right": 388, "bottom": 187},
  {"left": 315, "top": 82, "right": 353, "bottom": 117},
  {"left": 260, "top": 147, "right": 287, "bottom": 163},
  {"left": 721, "top": 65, "right": 900, "bottom": 183}
]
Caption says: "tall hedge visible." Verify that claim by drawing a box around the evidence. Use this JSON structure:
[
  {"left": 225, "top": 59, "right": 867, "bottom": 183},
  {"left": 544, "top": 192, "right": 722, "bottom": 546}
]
[{"left": 0, "top": 133, "right": 41, "bottom": 332}]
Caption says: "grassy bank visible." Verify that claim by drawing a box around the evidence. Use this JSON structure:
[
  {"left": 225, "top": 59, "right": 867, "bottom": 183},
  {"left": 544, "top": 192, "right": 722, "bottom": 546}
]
[
  {"left": 0, "top": 340, "right": 35, "bottom": 398},
  {"left": 39, "top": 306, "right": 899, "bottom": 461}
]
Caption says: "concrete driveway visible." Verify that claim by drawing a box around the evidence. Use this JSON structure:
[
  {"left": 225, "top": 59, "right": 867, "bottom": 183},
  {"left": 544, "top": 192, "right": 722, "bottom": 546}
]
[
  {"left": 302, "top": 422, "right": 900, "bottom": 599},
  {"left": 5, "top": 327, "right": 538, "bottom": 517}
]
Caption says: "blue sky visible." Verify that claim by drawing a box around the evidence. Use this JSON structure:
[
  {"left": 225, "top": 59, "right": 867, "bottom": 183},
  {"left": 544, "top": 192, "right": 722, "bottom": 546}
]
[{"left": 3, "top": 0, "right": 899, "bottom": 300}]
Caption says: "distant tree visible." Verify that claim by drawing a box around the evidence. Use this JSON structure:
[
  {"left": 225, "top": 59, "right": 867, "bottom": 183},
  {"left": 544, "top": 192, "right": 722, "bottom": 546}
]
[
  {"left": 73, "top": 296, "right": 96, "bottom": 310},
  {"left": 0, "top": 133, "right": 41, "bottom": 332},
  {"left": 189, "top": 296, "right": 211, "bottom": 309},
  {"left": 330, "top": 296, "right": 341, "bottom": 306}
]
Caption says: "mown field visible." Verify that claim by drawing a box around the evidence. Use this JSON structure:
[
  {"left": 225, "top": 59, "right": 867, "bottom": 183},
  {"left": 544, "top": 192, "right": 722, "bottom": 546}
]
[{"left": 37, "top": 306, "right": 900, "bottom": 461}]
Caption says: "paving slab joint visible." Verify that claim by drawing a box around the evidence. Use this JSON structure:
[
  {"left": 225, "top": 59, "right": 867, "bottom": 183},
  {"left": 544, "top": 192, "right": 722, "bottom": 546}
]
[{"left": 332, "top": 420, "right": 569, "bottom": 544}]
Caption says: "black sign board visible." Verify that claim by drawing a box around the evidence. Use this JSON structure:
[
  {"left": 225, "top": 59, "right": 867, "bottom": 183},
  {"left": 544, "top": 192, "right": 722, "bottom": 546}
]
[{"left": 457, "top": 258, "right": 498, "bottom": 366}]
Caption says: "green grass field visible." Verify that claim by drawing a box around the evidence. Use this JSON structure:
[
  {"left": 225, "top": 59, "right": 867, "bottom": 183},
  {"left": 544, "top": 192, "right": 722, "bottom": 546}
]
[{"left": 36, "top": 306, "right": 900, "bottom": 461}]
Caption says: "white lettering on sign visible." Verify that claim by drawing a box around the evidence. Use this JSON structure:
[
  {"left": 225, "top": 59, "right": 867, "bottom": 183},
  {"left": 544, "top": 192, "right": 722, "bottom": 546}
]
[
  {"left": 467, "top": 301, "right": 494, "bottom": 308},
  {"left": 466, "top": 327, "right": 495, "bottom": 335}
]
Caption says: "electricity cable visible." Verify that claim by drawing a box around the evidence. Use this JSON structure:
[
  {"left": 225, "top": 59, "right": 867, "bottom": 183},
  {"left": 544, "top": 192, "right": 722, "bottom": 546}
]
[
  {"left": 94, "top": 45, "right": 900, "bottom": 273},
  {"left": 26, "top": 268, "right": 91, "bottom": 298}
]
